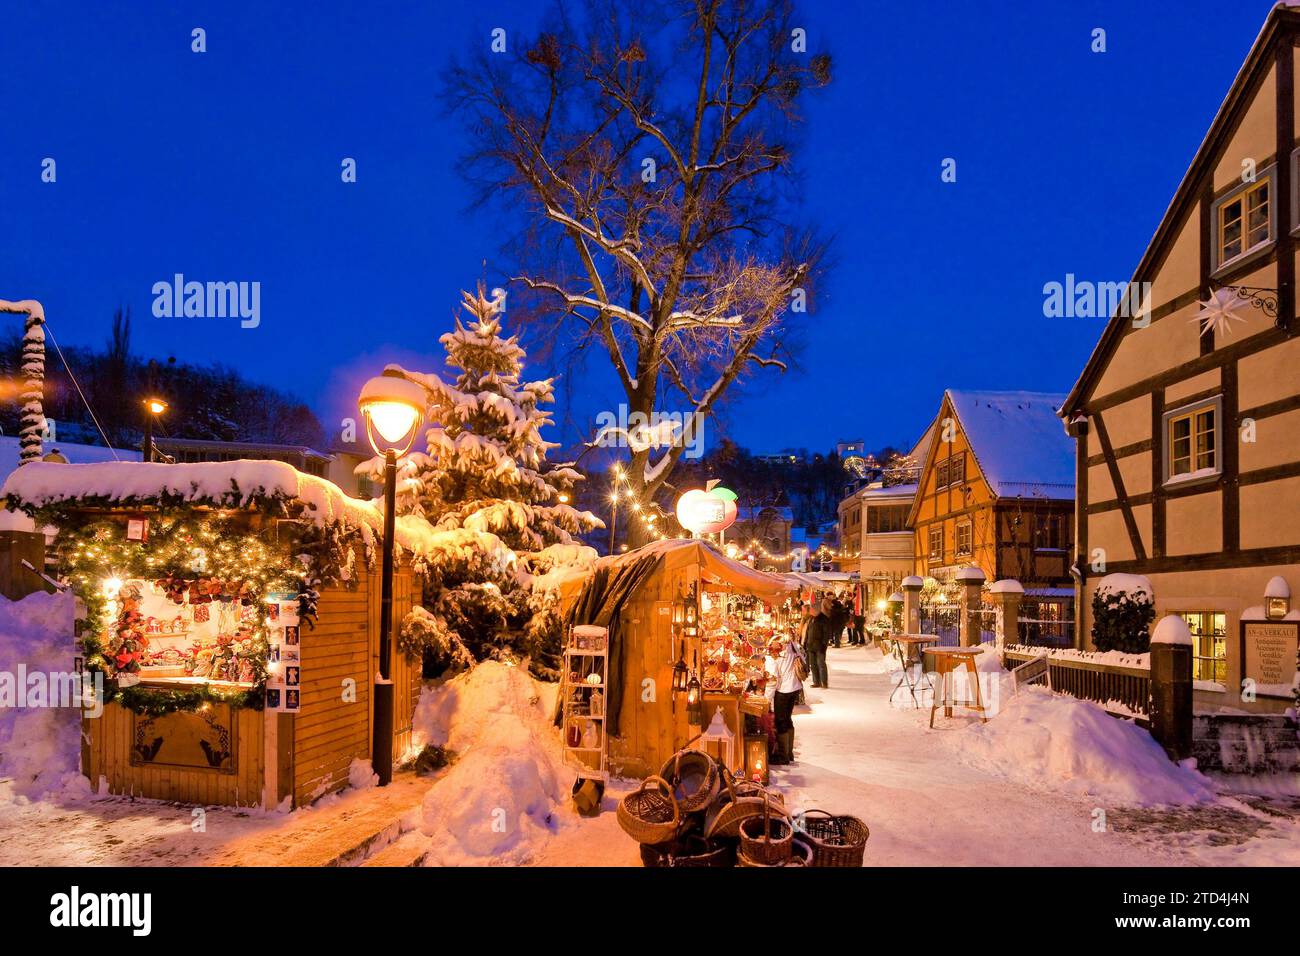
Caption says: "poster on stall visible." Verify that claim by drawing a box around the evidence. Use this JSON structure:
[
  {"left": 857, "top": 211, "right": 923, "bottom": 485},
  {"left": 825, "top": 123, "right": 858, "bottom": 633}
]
[{"left": 265, "top": 591, "right": 303, "bottom": 712}]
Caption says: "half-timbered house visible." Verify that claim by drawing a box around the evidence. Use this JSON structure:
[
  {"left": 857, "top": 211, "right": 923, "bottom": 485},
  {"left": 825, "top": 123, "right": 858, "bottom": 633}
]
[{"left": 1062, "top": 4, "right": 1300, "bottom": 711}]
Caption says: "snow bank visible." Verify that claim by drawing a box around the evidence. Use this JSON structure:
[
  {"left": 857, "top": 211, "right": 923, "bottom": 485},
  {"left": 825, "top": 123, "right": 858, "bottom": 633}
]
[
  {"left": 0, "top": 591, "right": 90, "bottom": 800},
  {"left": 952, "top": 685, "right": 1214, "bottom": 806},
  {"left": 411, "top": 661, "right": 571, "bottom": 865}
]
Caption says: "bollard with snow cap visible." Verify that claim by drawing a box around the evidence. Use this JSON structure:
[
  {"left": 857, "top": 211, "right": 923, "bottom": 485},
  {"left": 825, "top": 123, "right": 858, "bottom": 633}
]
[{"left": 1149, "top": 615, "right": 1193, "bottom": 761}]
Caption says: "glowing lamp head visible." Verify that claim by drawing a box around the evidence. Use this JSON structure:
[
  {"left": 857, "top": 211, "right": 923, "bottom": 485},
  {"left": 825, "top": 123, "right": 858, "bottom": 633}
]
[
  {"left": 144, "top": 398, "right": 168, "bottom": 416},
  {"left": 358, "top": 372, "right": 425, "bottom": 453}
]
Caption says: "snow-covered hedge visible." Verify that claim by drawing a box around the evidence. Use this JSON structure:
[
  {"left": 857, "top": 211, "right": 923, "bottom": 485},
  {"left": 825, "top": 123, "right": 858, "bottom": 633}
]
[{"left": 1091, "top": 573, "right": 1155, "bottom": 654}]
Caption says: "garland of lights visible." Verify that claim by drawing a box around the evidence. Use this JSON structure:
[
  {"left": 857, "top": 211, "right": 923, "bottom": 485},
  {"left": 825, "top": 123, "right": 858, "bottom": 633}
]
[{"left": 54, "top": 512, "right": 329, "bottom": 715}]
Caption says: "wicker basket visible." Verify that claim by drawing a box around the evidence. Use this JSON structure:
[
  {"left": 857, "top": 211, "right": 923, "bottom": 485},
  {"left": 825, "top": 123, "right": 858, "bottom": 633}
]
[
  {"left": 739, "top": 835, "right": 813, "bottom": 868},
  {"left": 659, "top": 749, "right": 720, "bottom": 815},
  {"left": 640, "top": 834, "right": 736, "bottom": 868},
  {"left": 797, "top": 808, "right": 869, "bottom": 867},
  {"left": 617, "top": 775, "right": 681, "bottom": 845},
  {"left": 737, "top": 794, "right": 793, "bottom": 865},
  {"left": 704, "top": 767, "right": 785, "bottom": 840}
]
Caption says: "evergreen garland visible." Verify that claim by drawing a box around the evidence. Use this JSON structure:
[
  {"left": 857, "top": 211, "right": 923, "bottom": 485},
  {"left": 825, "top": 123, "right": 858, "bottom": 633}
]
[{"left": 29, "top": 507, "right": 364, "bottom": 715}]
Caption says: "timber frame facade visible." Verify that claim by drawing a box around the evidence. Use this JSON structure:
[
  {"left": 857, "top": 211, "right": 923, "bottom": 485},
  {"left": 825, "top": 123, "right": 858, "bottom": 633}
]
[
  {"left": 1062, "top": 5, "right": 1300, "bottom": 710},
  {"left": 910, "top": 392, "right": 1074, "bottom": 597}
]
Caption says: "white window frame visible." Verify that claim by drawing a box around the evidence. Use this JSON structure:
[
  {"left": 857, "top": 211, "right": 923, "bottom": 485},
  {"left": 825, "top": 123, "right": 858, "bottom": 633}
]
[
  {"left": 1211, "top": 164, "right": 1276, "bottom": 275},
  {"left": 955, "top": 520, "right": 972, "bottom": 556},
  {"left": 1161, "top": 394, "right": 1223, "bottom": 487}
]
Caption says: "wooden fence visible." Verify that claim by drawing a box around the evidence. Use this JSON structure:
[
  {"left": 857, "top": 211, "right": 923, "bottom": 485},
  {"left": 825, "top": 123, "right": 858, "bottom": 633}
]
[{"left": 1003, "top": 645, "right": 1151, "bottom": 723}]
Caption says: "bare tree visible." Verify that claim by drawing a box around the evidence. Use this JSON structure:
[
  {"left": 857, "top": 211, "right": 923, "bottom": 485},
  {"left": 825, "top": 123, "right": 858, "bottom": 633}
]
[{"left": 448, "top": 0, "right": 831, "bottom": 539}]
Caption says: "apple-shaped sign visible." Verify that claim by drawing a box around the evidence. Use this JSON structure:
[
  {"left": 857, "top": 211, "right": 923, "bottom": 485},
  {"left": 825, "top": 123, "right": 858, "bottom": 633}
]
[{"left": 675, "top": 486, "right": 738, "bottom": 535}]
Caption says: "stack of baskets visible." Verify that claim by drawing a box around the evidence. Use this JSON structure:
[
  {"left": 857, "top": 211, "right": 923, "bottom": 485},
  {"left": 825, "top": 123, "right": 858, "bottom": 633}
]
[{"left": 615, "top": 748, "right": 869, "bottom": 868}]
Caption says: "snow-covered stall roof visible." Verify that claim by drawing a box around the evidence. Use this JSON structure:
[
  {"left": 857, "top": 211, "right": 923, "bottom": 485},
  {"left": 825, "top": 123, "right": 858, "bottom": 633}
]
[
  {"left": 0, "top": 460, "right": 513, "bottom": 567},
  {"left": 945, "top": 390, "right": 1075, "bottom": 500},
  {"left": 555, "top": 538, "right": 797, "bottom": 604}
]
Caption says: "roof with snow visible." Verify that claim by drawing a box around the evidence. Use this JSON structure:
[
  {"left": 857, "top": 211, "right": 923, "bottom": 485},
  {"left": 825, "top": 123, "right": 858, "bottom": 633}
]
[
  {"left": 554, "top": 538, "right": 797, "bottom": 604},
  {"left": 0, "top": 459, "right": 514, "bottom": 569},
  {"left": 945, "top": 390, "right": 1074, "bottom": 500}
]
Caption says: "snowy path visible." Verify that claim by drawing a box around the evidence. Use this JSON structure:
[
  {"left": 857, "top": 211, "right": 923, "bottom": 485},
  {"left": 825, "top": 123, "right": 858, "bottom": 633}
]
[
  {"left": 1, "top": 646, "right": 1296, "bottom": 867},
  {"left": 765, "top": 646, "right": 1300, "bottom": 867}
]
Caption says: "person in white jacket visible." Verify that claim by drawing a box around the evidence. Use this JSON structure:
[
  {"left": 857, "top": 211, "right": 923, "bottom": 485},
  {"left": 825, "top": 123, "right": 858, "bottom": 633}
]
[{"left": 766, "top": 632, "right": 805, "bottom": 765}]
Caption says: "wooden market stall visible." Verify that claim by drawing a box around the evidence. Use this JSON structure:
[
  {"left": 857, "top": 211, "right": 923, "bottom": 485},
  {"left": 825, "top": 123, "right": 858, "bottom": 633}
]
[
  {"left": 556, "top": 540, "right": 799, "bottom": 780},
  {"left": 1, "top": 460, "right": 425, "bottom": 809}
]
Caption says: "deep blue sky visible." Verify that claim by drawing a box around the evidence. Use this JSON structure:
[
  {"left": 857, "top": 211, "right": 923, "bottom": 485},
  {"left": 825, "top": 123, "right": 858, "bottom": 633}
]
[{"left": 0, "top": 0, "right": 1279, "bottom": 457}]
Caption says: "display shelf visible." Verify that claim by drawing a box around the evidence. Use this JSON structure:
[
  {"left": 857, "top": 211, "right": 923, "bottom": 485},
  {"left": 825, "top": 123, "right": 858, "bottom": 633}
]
[{"left": 561, "top": 624, "right": 609, "bottom": 782}]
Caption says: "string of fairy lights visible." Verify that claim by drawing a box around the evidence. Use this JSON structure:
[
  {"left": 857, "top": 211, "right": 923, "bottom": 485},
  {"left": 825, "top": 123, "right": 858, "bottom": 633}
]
[{"left": 604, "top": 463, "right": 862, "bottom": 563}]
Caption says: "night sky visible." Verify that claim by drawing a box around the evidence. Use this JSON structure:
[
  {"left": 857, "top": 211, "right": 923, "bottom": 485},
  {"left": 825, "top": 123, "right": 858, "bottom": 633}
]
[{"left": 0, "top": 0, "right": 1278, "bottom": 457}]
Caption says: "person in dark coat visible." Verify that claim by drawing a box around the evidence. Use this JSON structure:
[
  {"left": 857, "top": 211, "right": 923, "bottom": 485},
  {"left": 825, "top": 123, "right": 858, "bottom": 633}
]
[
  {"left": 803, "top": 598, "right": 833, "bottom": 688},
  {"left": 850, "top": 609, "right": 866, "bottom": 645},
  {"left": 829, "top": 597, "right": 850, "bottom": 648}
]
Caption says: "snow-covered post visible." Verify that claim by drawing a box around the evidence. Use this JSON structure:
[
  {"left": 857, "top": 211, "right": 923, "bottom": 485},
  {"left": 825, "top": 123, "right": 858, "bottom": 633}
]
[
  {"left": 0, "top": 300, "right": 46, "bottom": 464},
  {"left": 1149, "top": 615, "right": 1193, "bottom": 761},
  {"left": 988, "top": 578, "right": 1023, "bottom": 664},
  {"left": 956, "top": 566, "right": 986, "bottom": 647},
  {"left": 900, "top": 575, "right": 923, "bottom": 635}
]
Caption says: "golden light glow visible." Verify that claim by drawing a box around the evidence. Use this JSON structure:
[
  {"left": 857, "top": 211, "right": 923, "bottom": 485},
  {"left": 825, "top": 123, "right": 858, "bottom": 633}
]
[
  {"left": 144, "top": 398, "right": 168, "bottom": 415},
  {"left": 358, "top": 372, "right": 426, "bottom": 452},
  {"left": 363, "top": 401, "right": 421, "bottom": 445}
]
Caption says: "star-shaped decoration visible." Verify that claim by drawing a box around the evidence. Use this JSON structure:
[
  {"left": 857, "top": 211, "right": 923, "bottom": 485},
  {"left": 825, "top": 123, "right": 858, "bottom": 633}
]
[{"left": 1191, "top": 287, "right": 1248, "bottom": 339}]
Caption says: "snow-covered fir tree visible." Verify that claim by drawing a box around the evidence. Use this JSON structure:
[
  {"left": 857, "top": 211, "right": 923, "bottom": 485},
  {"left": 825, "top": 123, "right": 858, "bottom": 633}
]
[{"left": 373, "top": 283, "right": 601, "bottom": 677}]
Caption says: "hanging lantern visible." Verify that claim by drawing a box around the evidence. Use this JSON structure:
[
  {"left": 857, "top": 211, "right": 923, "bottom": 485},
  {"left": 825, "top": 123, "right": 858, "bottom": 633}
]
[
  {"left": 671, "top": 639, "right": 689, "bottom": 693},
  {"left": 686, "top": 651, "right": 702, "bottom": 726}
]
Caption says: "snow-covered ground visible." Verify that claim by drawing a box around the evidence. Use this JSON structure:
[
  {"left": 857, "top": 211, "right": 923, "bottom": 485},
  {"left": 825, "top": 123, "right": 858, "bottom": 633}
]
[{"left": 1, "top": 585, "right": 1297, "bottom": 866}]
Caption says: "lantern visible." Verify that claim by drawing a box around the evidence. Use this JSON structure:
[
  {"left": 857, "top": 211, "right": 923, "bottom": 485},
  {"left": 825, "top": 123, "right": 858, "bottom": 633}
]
[
  {"left": 686, "top": 651, "right": 702, "bottom": 726},
  {"left": 744, "top": 733, "right": 769, "bottom": 785},
  {"left": 671, "top": 639, "right": 689, "bottom": 693}
]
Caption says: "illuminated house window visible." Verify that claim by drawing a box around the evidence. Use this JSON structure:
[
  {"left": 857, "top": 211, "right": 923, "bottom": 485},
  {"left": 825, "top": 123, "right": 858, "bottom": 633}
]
[
  {"left": 1179, "top": 611, "right": 1226, "bottom": 685},
  {"left": 955, "top": 521, "right": 972, "bottom": 556},
  {"left": 927, "top": 526, "right": 944, "bottom": 559}
]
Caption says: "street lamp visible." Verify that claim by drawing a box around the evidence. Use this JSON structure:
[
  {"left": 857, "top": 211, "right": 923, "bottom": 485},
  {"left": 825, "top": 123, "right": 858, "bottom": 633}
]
[
  {"left": 141, "top": 397, "right": 167, "bottom": 462},
  {"left": 358, "top": 370, "right": 425, "bottom": 786}
]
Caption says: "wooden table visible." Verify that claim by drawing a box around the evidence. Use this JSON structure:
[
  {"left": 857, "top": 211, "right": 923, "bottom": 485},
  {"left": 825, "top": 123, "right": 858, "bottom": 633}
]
[
  {"left": 888, "top": 635, "right": 940, "bottom": 707},
  {"left": 924, "top": 646, "right": 988, "bottom": 727}
]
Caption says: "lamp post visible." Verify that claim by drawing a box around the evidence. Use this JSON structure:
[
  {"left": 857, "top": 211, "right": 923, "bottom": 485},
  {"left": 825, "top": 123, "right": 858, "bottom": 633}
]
[
  {"left": 141, "top": 397, "right": 167, "bottom": 462},
  {"left": 358, "top": 370, "right": 425, "bottom": 786}
]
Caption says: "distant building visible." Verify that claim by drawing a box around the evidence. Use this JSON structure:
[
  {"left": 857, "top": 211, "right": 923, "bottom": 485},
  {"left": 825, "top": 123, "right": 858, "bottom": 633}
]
[
  {"left": 753, "top": 449, "right": 804, "bottom": 466},
  {"left": 910, "top": 390, "right": 1075, "bottom": 640},
  {"left": 837, "top": 423, "right": 934, "bottom": 611},
  {"left": 152, "top": 438, "right": 333, "bottom": 478}
]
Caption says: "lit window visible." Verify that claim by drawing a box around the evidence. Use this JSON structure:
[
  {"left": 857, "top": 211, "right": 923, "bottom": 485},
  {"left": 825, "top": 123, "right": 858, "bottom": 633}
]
[
  {"left": 956, "top": 521, "right": 972, "bottom": 556},
  {"left": 928, "top": 526, "right": 944, "bottom": 559},
  {"left": 1179, "top": 611, "right": 1226, "bottom": 684}
]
